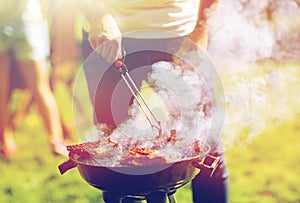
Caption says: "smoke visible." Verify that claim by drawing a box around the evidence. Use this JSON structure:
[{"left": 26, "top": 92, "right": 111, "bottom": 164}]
[
  {"left": 84, "top": 60, "right": 213, "bottom": 149},
  {"left": 207, "top": 0, "right": 300, "bottom": 62},
  {"left": 206, "top": 0, "right": 300, "bottom": 148},
  {"left": 270, "top": 0, "right": 300, "bottom": 60},
  {"left": 207, "top": 0, "right": 275, "bottom": 62}
]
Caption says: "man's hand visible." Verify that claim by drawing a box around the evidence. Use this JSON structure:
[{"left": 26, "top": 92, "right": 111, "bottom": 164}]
[{"left": 88, "top": 15, "right": 122, "bottom": 63}]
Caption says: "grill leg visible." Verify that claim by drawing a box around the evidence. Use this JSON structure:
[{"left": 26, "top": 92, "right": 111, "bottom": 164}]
[
  {"left": 167, "top": 194, "right": 177, "bottom": 203},
  {"left": 146, "top": 192, "right": 167, "bottom": 203},
  {"left": 102, "top": 192, "right": 122, "bottom": 203}
]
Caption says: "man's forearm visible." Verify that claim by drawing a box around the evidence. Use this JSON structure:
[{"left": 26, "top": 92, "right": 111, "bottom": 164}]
[{"left": 190, "top": 0, "right": 220, "bottom": 50}]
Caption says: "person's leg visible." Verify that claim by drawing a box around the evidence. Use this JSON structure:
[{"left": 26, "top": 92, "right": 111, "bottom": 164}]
[
  {"left": 50, "top": 62, "right": 78, "bottom": 141},
  {"left": 191, "top": 155, "right": 229, "bottom": 203},
  {"left": 0, "top": 52, "right": 17, "bottom": 156},
  {"left": 49, "top": 0, "right": 80, "bottom": 140},
  {"left": 121, "top": 198, "right": 143, "bottom": 203},
  {"left": 17, "top": 59, "right": 67, "bottom": 156}
]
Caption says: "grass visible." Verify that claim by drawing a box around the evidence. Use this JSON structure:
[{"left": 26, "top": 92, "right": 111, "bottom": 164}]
[
  {"left": 225, "top": 118, "right": 300, "bottom": 203},
  {"left": 1, "top": 64, "right": 300, "bottom": 203}
]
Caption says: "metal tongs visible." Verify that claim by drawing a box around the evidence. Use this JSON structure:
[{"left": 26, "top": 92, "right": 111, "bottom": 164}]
[{"left": 114, "top": 57, "right": 162, "bottom": 136}]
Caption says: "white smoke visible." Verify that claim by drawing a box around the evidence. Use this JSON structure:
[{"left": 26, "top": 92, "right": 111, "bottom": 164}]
[
  {"left": 270, "top": 0, "right": 300, "bottom": 60},
  {"left": 85, "top": 60, "right": 213, "bottom": 149},
  {"left": 207, "top": 0, "right": 275, "bottom": 62},
  {"left": 207, "top": 0, "right": 300, "bottom": 62},
  {"left": 206, "top": 0, "right": 300, "bottom": 147}
]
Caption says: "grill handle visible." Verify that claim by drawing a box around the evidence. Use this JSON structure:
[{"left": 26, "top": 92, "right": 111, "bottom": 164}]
[
  {"left": 192, "top": 154, "right": 221, "bottom": 177},
  {"left": 58, "top": 159, "right": 77, "bottom": 175}
]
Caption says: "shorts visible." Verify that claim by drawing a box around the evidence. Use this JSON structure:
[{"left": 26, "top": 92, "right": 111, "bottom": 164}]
[{"left": 0, "top": 0, "right": 49, "bottom": 61}]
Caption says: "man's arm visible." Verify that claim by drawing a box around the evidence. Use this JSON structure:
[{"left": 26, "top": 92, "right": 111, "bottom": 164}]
[
  {"left": 186, "top": 0, "right": 220, "bottom": 51},
  {"left": 80, "top": 0, "right": 122, "bottom": 63}
]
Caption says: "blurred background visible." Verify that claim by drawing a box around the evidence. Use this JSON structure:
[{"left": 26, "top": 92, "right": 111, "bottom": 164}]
[{"left": 0, "top": 0, "right": 299, "bottom": 202}]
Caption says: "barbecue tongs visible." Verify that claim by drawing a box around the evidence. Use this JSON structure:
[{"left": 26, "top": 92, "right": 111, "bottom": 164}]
[{"left": 114, "top": 57, "right": 162, "bottom": 136}]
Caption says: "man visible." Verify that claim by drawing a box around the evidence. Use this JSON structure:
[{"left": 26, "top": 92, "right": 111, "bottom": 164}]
[{"left": 81, "top": 0, "right": 228, "bottom": 202}]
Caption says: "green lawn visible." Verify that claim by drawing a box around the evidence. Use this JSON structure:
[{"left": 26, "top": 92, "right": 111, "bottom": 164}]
[{"left": 1, "top": 66, "right": 300, "bottom": 203}]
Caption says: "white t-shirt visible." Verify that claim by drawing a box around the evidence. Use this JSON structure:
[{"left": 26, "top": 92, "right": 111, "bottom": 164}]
[{"left": 103, "top": 0, "right": 200, "bottom": 38}]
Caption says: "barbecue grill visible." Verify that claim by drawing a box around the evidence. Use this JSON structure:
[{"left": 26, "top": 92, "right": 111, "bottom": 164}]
[{"left": 59, "top": 141, "right": 221, "bottom": 203}]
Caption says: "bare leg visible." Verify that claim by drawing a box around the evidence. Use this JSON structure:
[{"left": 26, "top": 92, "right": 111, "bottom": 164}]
[
  {"left": 50, "top": 62, "right": 77, "bottom": 141},
  {"left": 9, "top": 90, "right": 34, "bottom": 130},
  {"left": 49, "top": 0, "right": 80, "bottom": 140},
  {"left": 0, "top": 53, "right": 17, "bottom": 156},
  {"left": 17, "top": 59, "right": 67, "bottom": 156}
]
